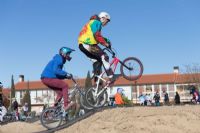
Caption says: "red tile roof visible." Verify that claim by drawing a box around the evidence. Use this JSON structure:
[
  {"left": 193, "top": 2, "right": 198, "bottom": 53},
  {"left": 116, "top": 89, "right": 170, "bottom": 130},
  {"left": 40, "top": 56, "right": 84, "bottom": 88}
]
[
  {"left": 14, "top": 73, "right": 200, "bottom": 91},
  {"left": 15, "top": 78, "right": 86, "bottom": 90},
  {"left": 114, "top": 73, "right": 178, "bottom": 85}
]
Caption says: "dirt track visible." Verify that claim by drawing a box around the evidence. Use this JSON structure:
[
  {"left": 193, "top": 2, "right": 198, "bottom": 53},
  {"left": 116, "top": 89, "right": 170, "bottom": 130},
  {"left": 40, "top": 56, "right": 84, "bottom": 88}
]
[{"left": 1, "top": 105, "right": 200, "bottom": 133}]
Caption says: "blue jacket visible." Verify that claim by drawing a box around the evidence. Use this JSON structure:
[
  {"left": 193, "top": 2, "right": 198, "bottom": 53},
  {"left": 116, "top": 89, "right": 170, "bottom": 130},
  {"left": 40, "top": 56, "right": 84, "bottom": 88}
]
[{"left": 41, "top": 54, "right": 67, "bottom": 79}]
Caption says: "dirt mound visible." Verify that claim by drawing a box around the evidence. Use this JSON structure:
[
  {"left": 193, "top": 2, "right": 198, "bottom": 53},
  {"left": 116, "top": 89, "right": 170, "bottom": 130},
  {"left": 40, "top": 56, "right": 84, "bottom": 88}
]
[
  {"left": 57, "top": 105, "right": 200, "bottom": 133},
  {"left": 1, "top": 105, "right": 200, "bottom": 133}
]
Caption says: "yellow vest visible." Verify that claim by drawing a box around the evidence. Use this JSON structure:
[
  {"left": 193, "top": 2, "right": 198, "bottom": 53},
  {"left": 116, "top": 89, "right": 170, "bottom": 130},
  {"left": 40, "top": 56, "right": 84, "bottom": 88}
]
[{"left": 78, "top": 20, "right": 98, "bottom": 45}]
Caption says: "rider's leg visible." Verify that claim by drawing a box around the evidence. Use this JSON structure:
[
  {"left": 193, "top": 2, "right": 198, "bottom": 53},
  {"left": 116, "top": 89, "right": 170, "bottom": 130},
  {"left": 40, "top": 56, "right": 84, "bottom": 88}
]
[
  {"left": 41, "top": 78, "right": 71, "bottom": 110},
  {"left": 54, "top": 90, "right": 63, "bottom": 106},
  {"left": 79, "top": 44, "right": 103, "bottom": 84},
  {"left": 101, "top": 53, "right": 114, "bottom": 78},
  {"left": 100, "top": 53, "right": 116, "bottom": 85}
]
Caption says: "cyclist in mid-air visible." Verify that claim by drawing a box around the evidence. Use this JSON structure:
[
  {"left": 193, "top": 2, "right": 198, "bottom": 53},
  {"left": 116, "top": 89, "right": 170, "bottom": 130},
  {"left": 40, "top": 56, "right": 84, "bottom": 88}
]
[
  {"left": 78, "top": 11, "right": 114, "bottom": 85},
  {"left": 41, "top": 47, "right": 75, "bottom": 111}
]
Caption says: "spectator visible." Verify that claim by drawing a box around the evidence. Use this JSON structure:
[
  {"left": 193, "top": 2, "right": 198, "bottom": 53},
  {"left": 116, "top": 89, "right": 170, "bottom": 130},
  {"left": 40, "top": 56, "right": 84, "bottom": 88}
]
[
  {"left": 109, "top": 95, "right": 115, "bottom": 107},
  {"left": 12, "top": 98, "right": 19, "bottom": 120},
  {"left": 174, "top": 91, "right": 180, "bottom": 105},
  {"left": 153, "top": 92, "right": 160, "bottom": 106},
  {"left": 22, "top": 102, "right": 29, "bottom": 117},
  {"left": 115, "top": 88, "right": 124, "bottom": 106},
  {"left": 163, "top": 91, "right": 169, "bottom": 105},
  {"left": 0, "top": 103, "right": 7, "bottom": 122},
  {"left": 138, "top": 93, "right": 145, "bottom": 106},
  {"left": 145, "top": 94, "right": 152, "bottom": 106}
]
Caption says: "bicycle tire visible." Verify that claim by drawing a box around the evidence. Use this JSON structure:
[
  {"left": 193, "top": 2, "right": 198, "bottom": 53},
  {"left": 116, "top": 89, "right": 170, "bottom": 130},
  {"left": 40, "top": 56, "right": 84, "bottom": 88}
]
[
  {"left": 120, "top": 57, "right": 143, "bottom": 81},
  {"left": 80, "top": 93, "right": 93, "bottom": 110},
  {"left": 40, "top": 107, "right": 63, "bottom": 129},
  {"left": 85, "top": 87, "right": 108, "bottom": 108}
]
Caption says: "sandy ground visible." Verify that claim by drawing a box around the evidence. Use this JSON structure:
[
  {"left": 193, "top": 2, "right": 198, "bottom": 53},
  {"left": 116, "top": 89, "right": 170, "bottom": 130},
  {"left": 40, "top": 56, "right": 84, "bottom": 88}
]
[
  {"left": 1, "top": 105, "right": 200, "bottom": 133},
  {"left": 0, "top": 120, "right": 45, "bottom": 133}
]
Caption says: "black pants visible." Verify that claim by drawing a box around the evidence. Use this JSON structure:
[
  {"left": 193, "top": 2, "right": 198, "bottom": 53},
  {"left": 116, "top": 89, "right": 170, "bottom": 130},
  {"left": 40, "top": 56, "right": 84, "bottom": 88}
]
[{"left": 79, "top": 44, "right": 104, "bottom": 75}]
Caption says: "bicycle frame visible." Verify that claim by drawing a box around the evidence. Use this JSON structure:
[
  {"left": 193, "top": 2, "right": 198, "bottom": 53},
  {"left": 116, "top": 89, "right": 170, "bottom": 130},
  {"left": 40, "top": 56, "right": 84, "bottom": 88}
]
[{"left": 93, "top": 49, "right": 124, "bottom": 99}]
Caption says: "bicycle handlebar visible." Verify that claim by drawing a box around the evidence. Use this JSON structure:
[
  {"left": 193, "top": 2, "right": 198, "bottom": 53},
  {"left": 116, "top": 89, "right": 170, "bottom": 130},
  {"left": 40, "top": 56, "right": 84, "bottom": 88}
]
[
  {"left": 71, "top": 76, "right": 77, "bottom": 84},
  {"left": 103, "top": 47, "right": 116, "bottom": 58}
]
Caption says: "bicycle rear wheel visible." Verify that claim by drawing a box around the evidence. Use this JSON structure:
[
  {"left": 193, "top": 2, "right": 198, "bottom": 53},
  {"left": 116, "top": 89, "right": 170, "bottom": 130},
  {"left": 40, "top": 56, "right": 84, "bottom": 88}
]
[
  {"left": 80, "top": 92, "right": 93, "bottom": 110},
  {"left": 40, "top": 107, "right": 63, "bottom": 129},
  {"left": 85, "top": 87, "right": 108, "bottom": 108},
  {"left": 120, "top": 57, "right": 143, "bottom": 81}
]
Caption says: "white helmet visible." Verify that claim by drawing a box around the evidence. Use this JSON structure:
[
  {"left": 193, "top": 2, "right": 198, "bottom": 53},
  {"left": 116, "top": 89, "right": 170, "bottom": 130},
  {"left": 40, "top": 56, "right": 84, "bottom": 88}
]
[{"left": 98, "top": 12, "right": 111, "bottom": 21}]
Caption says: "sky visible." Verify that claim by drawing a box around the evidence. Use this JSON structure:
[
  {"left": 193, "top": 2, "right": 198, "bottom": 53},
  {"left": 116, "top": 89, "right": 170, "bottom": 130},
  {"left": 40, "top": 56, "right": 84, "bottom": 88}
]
[{"left": 0, "top": 0, "right": 200, "bottom": 88}]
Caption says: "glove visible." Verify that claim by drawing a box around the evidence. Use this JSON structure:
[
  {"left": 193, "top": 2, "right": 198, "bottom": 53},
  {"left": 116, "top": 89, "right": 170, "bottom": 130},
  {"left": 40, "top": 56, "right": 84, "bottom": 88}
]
[
  {"left": 65, "top": 73, "right": 72, "bottom": 79},
  {"left": 105, "top": 43, "right": 111, "bottom": 49},
  {"left": 104, "top": 38, "right": 111, "bottom": 49}
]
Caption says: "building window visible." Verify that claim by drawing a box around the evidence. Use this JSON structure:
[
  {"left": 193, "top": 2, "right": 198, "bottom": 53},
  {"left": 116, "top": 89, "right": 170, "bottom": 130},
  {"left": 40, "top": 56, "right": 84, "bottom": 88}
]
[
  {"left": 48, "top": 90, "right": 55, "bottom": 103},
  {"left": 36, "top": 90, "right": 43, "bottom": 104},
  {"left": 132, "top": 86, "right": 137, "bottom": 100},
  {"left": 139, "top": 85, "right": 144, "bottom": 94},
  {"left": 30, "top": 90, "right": 37, "bottom": 104},
  {"left": 168, "top": 84, "right": 175, "bottom": 98},
  {"left": 20, "top": 91, "right": 23, "bottom": 99},
  {"left": 146, "top": 85, "right": 152, "bottom": 94},
  {"left": 154, "top": 85, "right": 160, "bottom": 93},
  {"left": 168, "top": 85, "right": 174, "bottom": 91}
]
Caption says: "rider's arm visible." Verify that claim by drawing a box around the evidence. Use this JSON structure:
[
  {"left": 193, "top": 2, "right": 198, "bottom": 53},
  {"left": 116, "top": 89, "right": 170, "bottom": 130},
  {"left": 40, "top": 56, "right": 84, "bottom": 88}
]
[
  {"left": 53, "top": 58, "right": 68, "bottom": 78},
  {"left": 91, "top": 20, "right": 108, "bottom": 47}
]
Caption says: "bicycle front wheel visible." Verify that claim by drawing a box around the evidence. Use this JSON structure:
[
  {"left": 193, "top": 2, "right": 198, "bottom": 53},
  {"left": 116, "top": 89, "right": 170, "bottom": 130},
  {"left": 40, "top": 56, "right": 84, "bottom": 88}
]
[
  {"left": 80, "top": 92, "right": 94, "bottom": 110},
  {"left": 40, "top": 107, "right": 63, "bottom": 129},
  {"left": 85, "top": 87, "right": 108, "bottom": 108},
  {"left": 120, "top": 57, "right": 143, "bottom": 81}
]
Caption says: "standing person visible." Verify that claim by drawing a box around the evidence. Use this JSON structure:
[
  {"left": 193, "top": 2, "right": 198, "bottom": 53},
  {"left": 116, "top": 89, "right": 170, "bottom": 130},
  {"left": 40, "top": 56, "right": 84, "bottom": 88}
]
[
  {"left": 22, "top": 102, "right": 29, "bottom": 117},
  {"left": 12, "top": 98, "right": 19, "bottom": 120},
  {"left": 145, "top": 94, "right": 152, "bottom": 106},
  {"left": 78, "top": 12, "right": 115, "bottom": 85},
  {"left": 174, "top": 91, "right": 180, "bottom": 105},
  {"left": 153, "top": 92, "right": 160, "bottom": 106},
  {"left": 41, "top": 47, "right": 75, "bottom": 111},
  {"left": 163, "top": 91, "right": 169, "bottom": 105},
  {"left": 138, "top": 93, "right": 145, "bottom": 106}
]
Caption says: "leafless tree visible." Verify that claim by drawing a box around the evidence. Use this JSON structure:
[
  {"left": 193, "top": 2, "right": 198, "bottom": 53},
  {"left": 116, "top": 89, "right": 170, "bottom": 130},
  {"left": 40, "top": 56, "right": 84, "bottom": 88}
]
[{"left": 181, "top": 63, "right": 200, "bottom": 86}]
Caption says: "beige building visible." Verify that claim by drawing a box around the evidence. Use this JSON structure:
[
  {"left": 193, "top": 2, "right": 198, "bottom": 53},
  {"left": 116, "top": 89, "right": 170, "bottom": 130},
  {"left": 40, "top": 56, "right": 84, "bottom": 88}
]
[{"left": 14, "top": 72, "right": 200, "bottom": 113}]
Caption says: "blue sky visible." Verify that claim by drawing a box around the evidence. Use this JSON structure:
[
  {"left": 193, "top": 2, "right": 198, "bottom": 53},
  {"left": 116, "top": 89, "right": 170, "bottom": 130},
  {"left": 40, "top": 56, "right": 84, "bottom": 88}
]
[{"left": 0, "top": 0, "right": 200, "bottom": 87}]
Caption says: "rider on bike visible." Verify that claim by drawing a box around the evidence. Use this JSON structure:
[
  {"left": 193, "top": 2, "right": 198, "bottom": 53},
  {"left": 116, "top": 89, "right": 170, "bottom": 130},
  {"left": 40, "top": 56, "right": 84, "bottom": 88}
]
[
  {"left": 78, "top": 11, "right": 115, "bottom": 85},
  {"left": 41, "top": 47, "right": 75, "bottom": 111}
]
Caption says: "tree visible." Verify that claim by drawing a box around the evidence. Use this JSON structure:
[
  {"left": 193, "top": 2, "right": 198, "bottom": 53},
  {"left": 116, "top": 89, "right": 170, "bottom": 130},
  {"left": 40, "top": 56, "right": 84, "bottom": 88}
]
[
  {"left": 22, "top": 81, "right": 31, "bottom": 112},
  {"left": 181, "top": 64, "right": 200, "bottom": 92},
  {"left": 0, "top": 82, "right": 3, "bottom": 104},
  {"left": 10, "top": 75, "right": 15, "bottom": 99},
  {"left": 10, "top": 75, "right": 15, "bottom": 111},
  {"left": 2, "top": 95, "right": 10, "bottom": 109},
  {"left": 85, "top": 71, "right": 93, "bottom": 90},
  {"left": 182, "top": 64, "right": 200, "bottom": 84},
  {"left": 83, "top": 71, "right": 93, "bottom": 109}
]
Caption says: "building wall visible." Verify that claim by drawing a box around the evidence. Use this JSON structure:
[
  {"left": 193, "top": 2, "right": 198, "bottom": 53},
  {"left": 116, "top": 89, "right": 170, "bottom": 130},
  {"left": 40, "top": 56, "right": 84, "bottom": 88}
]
[
  {"left": 15, "top": 83, "right": 196, "bottom": 113},
  {"left": 16, "top": 89, "right": 56, "bottom": 106}
]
